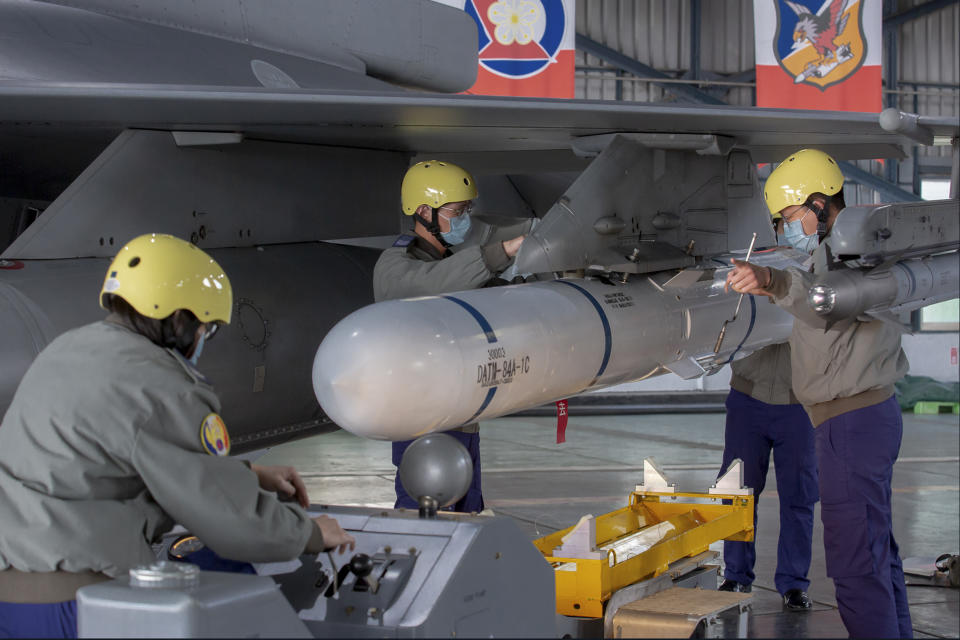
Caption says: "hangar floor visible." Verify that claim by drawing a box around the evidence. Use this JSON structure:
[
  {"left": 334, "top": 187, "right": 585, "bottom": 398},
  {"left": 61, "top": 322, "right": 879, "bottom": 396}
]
[{"left": 259, "top": 411, "right": 960, "bottom": 638}]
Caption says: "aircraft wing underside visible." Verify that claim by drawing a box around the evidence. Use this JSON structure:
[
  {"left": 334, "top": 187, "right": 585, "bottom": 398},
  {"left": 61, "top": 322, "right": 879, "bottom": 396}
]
[{"left": 2, "top": 84, "right": 945, "bottom": 162}]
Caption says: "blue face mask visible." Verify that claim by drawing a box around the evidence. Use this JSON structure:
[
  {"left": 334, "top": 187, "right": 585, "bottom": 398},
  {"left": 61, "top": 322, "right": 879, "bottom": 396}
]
[
  {"left": 782, "top": 213, "right": 819, "bottom": 254},
  {"left": 189, "top": 331, "right": 206, "bottom": 366},
  {"left": 440, "top": 213, "right": 472, "bottom": 245}
]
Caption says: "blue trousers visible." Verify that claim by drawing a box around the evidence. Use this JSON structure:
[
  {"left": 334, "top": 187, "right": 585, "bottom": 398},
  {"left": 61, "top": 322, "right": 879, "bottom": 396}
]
[
  {"left": 392, "top": 430, "right": 484, "bottom": 513},
  {"left": 0, "top": 600, "right": 77, "bottom": 639},
  {"left": 817, "top": 395, "right": 912, "bottom": 638},
  {"left": 720, "top": 389, "right": 818, "bottom": 594}
]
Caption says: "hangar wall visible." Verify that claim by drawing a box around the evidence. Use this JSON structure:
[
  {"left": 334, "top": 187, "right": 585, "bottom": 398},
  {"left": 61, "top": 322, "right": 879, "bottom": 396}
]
[
  {"left": 575, "top": 0, "right": 958, "bottom": 122},
  {"left": 576, "top": 0, "right": 754, "bottom": 106},
  {"left": 574, "top": 0, "right": 959, "bottom": 389}
]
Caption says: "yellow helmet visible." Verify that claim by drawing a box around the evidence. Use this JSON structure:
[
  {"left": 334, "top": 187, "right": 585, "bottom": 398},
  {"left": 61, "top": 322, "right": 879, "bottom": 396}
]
[
  {"left": 100, "top": 234, "right": 232, "bottom": 324},
  {"left": 401, "top": 161, "right": 478, "bottom": 215},
  {"left": 764, "top": 149, "right": 844, "bottom": 218}
]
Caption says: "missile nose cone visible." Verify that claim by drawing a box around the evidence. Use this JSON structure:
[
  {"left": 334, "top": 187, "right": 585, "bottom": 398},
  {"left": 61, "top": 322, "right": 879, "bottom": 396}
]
[{"left": 312, "top": 299, "right": 463, "bottom": 440}]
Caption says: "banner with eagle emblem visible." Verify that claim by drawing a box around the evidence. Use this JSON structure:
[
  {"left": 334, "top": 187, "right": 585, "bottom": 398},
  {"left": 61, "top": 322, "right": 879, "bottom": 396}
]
[{"left": 754, "top": 0, "right": 881, "bottom": 112}]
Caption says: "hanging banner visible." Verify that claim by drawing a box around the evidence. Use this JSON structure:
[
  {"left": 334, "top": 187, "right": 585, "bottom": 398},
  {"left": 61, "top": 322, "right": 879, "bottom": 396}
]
[
  {"left": 436, "top": 0, "right": 575, "bottom": 98},
  {"left": 754, "top": 0, "right": 882, "bottom": 112}
]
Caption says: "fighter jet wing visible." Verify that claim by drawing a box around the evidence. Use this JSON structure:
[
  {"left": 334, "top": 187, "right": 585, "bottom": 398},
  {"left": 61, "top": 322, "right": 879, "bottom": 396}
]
[{"left": 0, "top": 83, "right": 932, "bottom": 162}]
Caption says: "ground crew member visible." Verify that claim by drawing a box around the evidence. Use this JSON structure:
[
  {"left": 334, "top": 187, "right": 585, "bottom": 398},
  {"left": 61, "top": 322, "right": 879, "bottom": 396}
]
[
  {"left": 726, "top": 149, "right": 912, "bottom": 638},
  {"left": 717, "top": 236, "right": 818, "bottom": 609},
  {"left": 0, "top": 234, "right": 355, "bottom": 639},
  {"left": 373, "top": 161, "right": 530, "bottom": 512}
]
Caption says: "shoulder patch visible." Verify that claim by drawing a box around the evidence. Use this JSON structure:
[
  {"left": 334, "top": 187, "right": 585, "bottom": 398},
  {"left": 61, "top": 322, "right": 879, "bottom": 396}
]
[
  {"left": 392, "top": 234, "right": 415, "bottom": 248},
  {"left": 200, "top": 413, "right": 231, "bottom": 456}
]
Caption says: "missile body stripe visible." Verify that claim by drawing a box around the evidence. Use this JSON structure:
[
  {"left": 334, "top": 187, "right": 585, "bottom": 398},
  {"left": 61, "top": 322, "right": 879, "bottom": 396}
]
[
  {"left": 554, "top": 280, "right": 612, "bottom": 385},
  {"left": 464, "top": 386, "right": 498, "bottom": 425},
  {"left": 441, "top": 295, "right": 498, "bottom": 343},
  {"left": 717, "top": 294, "right": 759, "bottom": 366},
  {"left": 732, "top": 295, "right": 758, "bottom": 360},
  {"left": 441, "top": 294, "right": 500, "bottom": 425}
]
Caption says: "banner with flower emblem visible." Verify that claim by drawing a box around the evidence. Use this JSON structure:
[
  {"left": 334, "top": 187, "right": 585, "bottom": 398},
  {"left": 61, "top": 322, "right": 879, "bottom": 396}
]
[
  {"left": 754, "top": 0, "right": 882, "bottom": 112},
  {"left": 436, "top": 0, "right": 575, "bottom": 98}
]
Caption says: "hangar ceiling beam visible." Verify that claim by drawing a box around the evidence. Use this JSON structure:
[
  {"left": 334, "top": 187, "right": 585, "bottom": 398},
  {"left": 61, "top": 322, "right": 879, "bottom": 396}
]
[
  {"left": 575, "top": 33, "right": 725, "bottom": 105},
  {"left": 838, "top": 161, "right": 923, "bottom": 202},
  {"left": 883, "top": 0, "right": 959, "bottom": 28}
]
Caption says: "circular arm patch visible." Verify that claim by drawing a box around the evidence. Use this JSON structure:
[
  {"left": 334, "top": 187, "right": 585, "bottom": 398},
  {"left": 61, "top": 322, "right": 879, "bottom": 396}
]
[{"left": 200, "top": 413, "right": 231, "bottom": 456}]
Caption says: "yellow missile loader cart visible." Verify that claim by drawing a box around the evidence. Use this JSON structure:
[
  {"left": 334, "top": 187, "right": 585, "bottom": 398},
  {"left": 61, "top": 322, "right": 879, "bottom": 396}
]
[{"left": 533, "top": 458, "right": 755, "bottom": 622}]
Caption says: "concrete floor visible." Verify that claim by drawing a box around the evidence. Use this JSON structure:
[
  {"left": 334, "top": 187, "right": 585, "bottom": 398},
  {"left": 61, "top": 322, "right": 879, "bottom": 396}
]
[{"left": 259, "top": 411, "right": 960, "bottom": 638}]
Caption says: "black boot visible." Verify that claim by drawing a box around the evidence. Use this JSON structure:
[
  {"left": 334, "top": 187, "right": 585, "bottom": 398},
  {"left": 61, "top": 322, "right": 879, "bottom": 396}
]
[
  {"left": 782, "top": 588, "right": 812, "bottom": 610},
  {"left": 718, "top": 579, "right": 752, "bottom": 593}
]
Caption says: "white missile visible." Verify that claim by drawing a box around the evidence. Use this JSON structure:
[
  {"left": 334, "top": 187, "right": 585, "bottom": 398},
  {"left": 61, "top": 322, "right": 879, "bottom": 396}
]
[
  {"left": 808, "top": 253, "right": 960, "bottom": 321},
  {"left": 312, "top": 251, "right": 804, "bottom": 441}
]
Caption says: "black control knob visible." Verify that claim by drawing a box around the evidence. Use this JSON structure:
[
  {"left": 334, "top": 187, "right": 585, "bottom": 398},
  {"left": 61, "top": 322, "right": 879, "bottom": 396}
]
[{"left": 349, "top": 553, "right": 373, "bottom": 578}]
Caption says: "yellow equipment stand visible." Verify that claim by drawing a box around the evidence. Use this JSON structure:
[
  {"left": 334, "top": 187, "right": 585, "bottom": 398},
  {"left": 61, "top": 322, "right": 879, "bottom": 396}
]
[{"left": 532, "top": 458, "right": 755, "bottom": 619}]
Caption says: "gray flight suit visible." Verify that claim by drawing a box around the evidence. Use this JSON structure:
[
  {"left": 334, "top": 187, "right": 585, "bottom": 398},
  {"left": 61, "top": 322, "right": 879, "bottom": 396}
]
[
  {"left": 373, "top": 215, "right": 532, "bottom": 302},
  {"left": 0, "top": 319, "right": 321, "bottom": 584}
]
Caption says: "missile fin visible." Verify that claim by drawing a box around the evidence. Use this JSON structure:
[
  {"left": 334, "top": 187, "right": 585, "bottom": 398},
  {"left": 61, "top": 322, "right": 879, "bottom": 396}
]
[
  {"left": 864, "top": 310, "right": 914, "bottom": 334},
  {"left": 663, "top": 357, "right": 707, "bottom": 379},
  {"left": 867, "top": 246, "right": 913, "bottom": 274},
  {"left": 663, "top": 269, "right": 706, "bottom": 289}
]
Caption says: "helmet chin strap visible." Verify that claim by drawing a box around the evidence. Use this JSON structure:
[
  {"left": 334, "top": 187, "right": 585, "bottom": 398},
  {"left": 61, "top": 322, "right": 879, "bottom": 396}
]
[
  {"left": 162, "top": 310, "right": 201, "bottom": 358},
  {"left": 414, "top": 207, "right": 451, "bottom": 249},
  {"left": 805, "top": 197, "right": 829, "bottom": 240}
]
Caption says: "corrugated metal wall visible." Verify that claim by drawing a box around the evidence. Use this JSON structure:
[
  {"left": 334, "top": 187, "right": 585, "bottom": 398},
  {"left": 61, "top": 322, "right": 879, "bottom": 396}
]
[
  {"left": 574, "top": 0, "right": 958, "bottom": 200},
  {"left": 575, "top": 0, "right": 959, "bottom": 124},
  {"left": 576, "top": 0, "right": 755, "bottom": 106},
  {"left": 894, "top": 0, "right": 959, "bottom": 162}
]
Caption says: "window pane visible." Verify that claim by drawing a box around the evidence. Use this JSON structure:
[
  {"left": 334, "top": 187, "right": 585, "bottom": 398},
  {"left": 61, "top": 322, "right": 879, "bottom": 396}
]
[
  {"left": 921, "top": 180, "right": 950, "bottom": 201},
  {"left": 920, "top": 298, "right": 960, "bottom": 332}
]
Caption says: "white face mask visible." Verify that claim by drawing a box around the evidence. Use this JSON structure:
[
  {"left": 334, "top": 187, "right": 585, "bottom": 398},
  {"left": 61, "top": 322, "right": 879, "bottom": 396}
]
[
  {"left": 188, "top": 330, "right": 206, "bottom": 366},
  {"left": 782, "top": 209, "right": 819, "bottom": 253},
  {"left": 439, "top": 213, "right": 472, "bottom": 245},
  {"left": 437, "top": 202, "right": 474, "bottom": 245}
]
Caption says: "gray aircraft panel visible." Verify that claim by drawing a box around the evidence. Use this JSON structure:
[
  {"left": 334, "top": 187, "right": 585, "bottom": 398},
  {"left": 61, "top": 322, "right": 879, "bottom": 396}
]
[
  {"left": 3, "top": 130, "right": 407, "bottom": 259},
  {"left": 35, "top": 0, "right": 478, "bottom": 92},
  {"left": 0, "top": 0, "right": 397, "bottom": 92},
  {"left": 0, "top": 84, "right": 931, "bottom": 161}
]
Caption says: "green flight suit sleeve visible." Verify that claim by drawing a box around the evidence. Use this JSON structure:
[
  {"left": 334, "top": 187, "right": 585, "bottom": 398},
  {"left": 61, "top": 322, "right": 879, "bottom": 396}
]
[{"left": 130, "top": 389, "right": 315, "bottom": 563}]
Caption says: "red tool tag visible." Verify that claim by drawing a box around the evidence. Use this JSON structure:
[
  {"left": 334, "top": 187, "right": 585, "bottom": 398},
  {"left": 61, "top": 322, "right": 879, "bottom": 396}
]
[
  {"left": 951, "top": 347, "right": 958, "bottom": 366},
  {"left": 556, "top": 399, "right": 568, "bottom": 444}
]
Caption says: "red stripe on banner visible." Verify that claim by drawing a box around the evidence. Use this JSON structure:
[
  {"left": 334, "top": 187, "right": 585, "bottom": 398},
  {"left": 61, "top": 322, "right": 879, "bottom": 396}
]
[
  {"left": 756, "top": 64, "right": 882, "bottom": 113},
  {"left": 555, "top": 399, "right": 568, "bottom": 444},
  {"left": 466, "top": 49, "right": 575, "bottom": 98}
]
